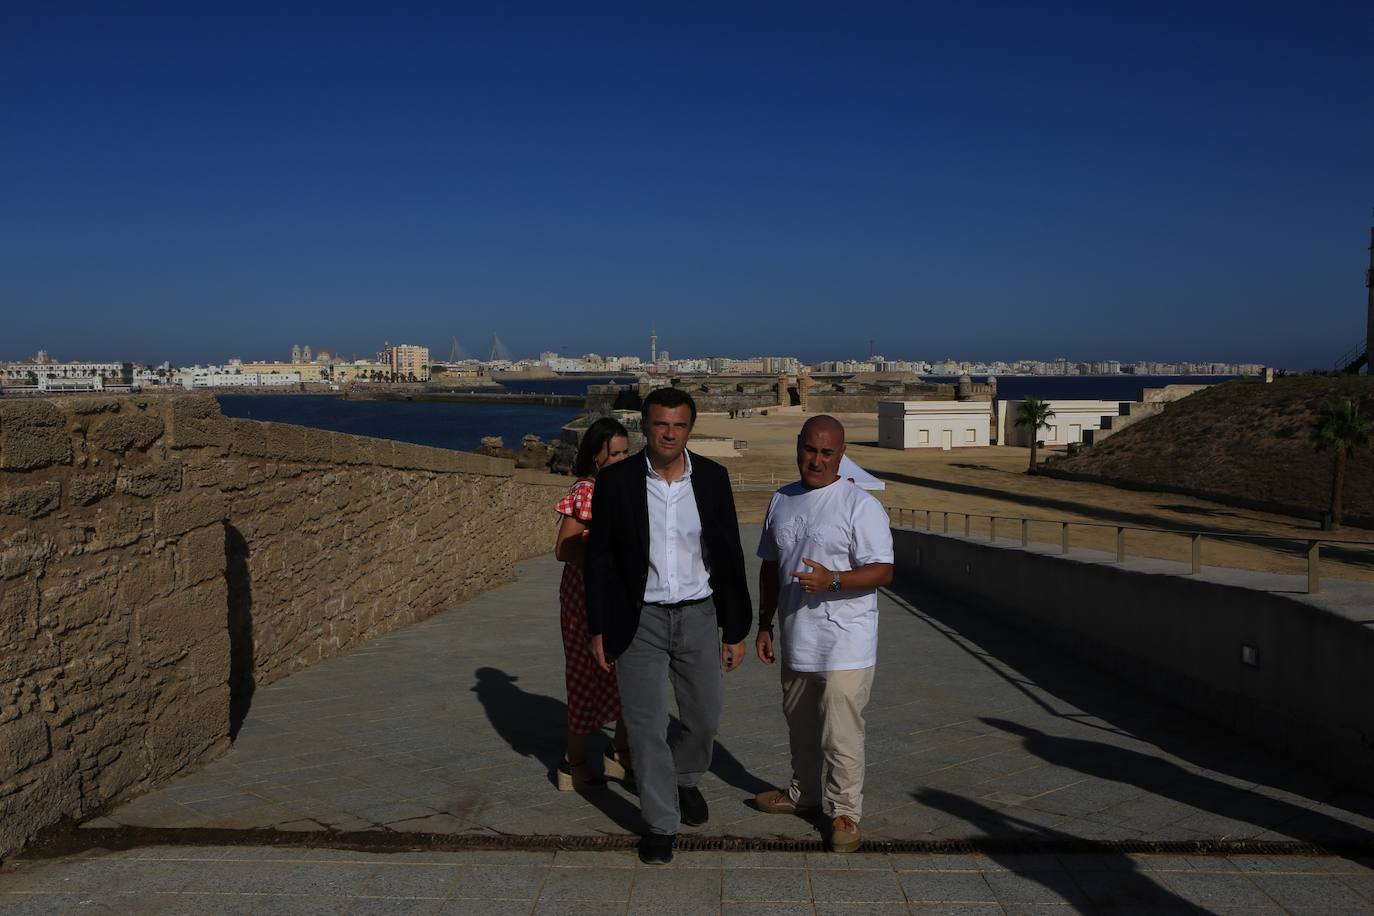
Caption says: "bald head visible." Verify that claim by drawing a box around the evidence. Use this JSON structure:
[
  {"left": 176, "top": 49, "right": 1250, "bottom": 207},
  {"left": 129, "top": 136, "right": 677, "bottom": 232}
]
[
  {"left": 800, "top": 414, "right": 845, "bottom": 444},
  {"left": 797, "top": 415, "right": 846, "bottom": 489}
]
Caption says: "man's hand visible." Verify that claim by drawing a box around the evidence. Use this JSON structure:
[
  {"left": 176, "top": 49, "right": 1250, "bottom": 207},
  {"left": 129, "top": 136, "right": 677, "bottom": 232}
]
[
  {"left": 792, "top": 558, "right": 833, "bottom": 595},
  {"left": 589, "top": 634, "right": 612, "bottom": 673},
  {"left": 755, "top": 630, "right": 775, "bottom": 665},
  {"left": 721, "top": 640, "right": 745, "bottom": 671}
]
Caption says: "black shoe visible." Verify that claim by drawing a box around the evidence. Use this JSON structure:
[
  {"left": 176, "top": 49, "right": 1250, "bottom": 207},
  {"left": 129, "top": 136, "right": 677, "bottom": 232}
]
[
  {"left": 678, "top": 785, "right": 709, "bottom": 827},
  {"left": 638, "top": 833, "right": 675, "bottom": 865}
]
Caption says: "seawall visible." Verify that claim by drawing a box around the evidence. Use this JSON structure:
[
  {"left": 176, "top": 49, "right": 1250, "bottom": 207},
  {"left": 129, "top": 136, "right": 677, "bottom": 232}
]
[{"left": 0, "top": 395, "right": 566, "bottom": 858}]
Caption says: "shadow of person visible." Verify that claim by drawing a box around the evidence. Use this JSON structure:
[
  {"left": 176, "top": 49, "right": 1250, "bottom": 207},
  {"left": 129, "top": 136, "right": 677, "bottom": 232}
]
[
  {"left": 983, "top": 718, "right": 1374, "bottom": 844},
  {"left": 470, "top": 667, "right": 643, "bottom": 832},
  {"left": 709, "top": 736, "right": 773, "bottom": 796},
  {"left": 225, "top": 521, "right": 254, "bottom": 742},
  {"left": 913, "top": 787, "right": 1196, "bottom": 910}
]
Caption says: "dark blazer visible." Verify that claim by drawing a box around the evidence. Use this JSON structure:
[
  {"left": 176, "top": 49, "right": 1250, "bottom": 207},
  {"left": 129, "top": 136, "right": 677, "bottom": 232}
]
[{"left": 585, "top": 448, "right": 752, "bottom": 659}]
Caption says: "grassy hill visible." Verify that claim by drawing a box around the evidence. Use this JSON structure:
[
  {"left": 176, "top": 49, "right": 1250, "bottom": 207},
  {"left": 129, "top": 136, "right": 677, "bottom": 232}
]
[{"left": 1049, "top": 376, "right": 1374, "bottom": 525}]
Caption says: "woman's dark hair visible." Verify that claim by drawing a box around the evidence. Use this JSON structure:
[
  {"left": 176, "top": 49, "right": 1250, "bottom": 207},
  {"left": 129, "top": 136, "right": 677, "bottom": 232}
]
[
  {"left": 574, "top": 417, "right": 631, "bottom": 477},
  {"left": 640, "top": 386, "right": 697, "bottom": 426}
]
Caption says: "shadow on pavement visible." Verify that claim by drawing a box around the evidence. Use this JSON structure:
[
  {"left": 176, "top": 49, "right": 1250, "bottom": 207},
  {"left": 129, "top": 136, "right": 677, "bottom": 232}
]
[
  {"left": 886, "top": 580, "right": 1374, "bottom": 838},
  {"left": 471, "top": 667, "right": 643, "bottom": 832},
  {"left": 914, "top": 788, "right": 1196, "bottom": 909}
]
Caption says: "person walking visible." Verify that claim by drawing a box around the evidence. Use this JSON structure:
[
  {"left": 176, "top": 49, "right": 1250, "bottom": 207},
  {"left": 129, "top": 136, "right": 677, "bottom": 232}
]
[
  {"left": 554, "top": 417, "right": 634, "bottom": 791},
  {"left": 585, "top": 387, "right": 752, "bottom": 864},
  {"left": 753, "top": 415, "right": 893, "bottom": 853}
]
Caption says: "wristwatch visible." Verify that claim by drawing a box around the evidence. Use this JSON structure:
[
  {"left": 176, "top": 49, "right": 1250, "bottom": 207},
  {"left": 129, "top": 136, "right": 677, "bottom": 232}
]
[{"left": 828, "top": 572, "right": 842, "bottom": 592}]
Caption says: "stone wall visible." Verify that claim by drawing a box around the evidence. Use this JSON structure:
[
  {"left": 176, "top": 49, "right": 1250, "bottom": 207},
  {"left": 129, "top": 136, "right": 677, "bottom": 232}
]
[{"left": 0, "top": 395, "right": 566, "bottom": 859}]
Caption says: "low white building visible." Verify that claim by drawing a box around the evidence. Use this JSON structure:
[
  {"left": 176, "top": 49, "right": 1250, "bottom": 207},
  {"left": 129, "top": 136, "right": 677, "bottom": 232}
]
[
  {"left": 878, "top": 401, "right": 992, "bottom": 450},
  {"left": 181, "top": 369, "right": 303, "bottom": 389},
  {"left": 996, "top": 399, "right": 1122, "bottom": 447}
]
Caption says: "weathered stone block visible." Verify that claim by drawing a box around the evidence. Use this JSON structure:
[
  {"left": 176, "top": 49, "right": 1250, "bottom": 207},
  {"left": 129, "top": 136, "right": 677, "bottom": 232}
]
[
  {"left": 137, "top": 578, "right": 227, "bottom": 667},
  {"left": 116, "top": 461, "right": 182, "bottom": 498},
  {"left": 0, "top": 531, "right": 56, "bottom": 580},
  {"left": 93, "top": 503, "right": 153, "bottom": 550},
  {"left": 0, "top": 480, "right": 61, "bottom": 518},
  {"left": 70, "top": 397, "right": 120, "bottom": 415},
  {"left": 176, "top": 523, "right": 224, "bottom": 589},
  {"left": 0, "top": 716, "right": 51, "bottom": 782},
  {"left": 91, "top": 412, "right": 165, "bottom": 454},
  {"left": 116, "top": 550, "right": 175, "bottom": 609},
  {"left": 144, "top": 684, "right": 226, "bottom": 781},
  {"left": 68, "top": 471, "right": 116, "bottom": 506},
  {"left": 0, "top": 401, "right": 72, "bottom": 470},
  {"left": 228, "top": 419, "right": 304, "bottom": 461},
  {"left": 154, "top": 490, "right": 227, "bottom": 538},
  {"left": 166, "top": 395, "right": 229, "bottom": 449}
]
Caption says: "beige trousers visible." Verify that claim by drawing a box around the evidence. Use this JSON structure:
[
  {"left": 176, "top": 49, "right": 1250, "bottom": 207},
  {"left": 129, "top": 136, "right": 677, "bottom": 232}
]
[{"left": 781, "top": 664, "right": 875, "bottom": 821}]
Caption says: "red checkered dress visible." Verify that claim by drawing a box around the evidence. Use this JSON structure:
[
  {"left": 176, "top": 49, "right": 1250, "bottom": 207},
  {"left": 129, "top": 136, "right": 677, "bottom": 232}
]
[{"left": 556, "top": 478, "right": 622, "bottom": 735}]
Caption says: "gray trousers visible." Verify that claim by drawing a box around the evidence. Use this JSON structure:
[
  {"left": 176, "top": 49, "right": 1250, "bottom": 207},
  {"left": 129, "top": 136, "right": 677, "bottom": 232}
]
[{"left": 615, "top": 598, "right": 723, "bottom": 835}]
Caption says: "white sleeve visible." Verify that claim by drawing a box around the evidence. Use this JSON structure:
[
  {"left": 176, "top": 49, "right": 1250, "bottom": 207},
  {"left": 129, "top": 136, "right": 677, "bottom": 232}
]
[
  {"left": 756, "top": 492, "right": 780, "bottom": 561},
  {"left": 852, "top": 493, "right": 894, "bottom": 566}
]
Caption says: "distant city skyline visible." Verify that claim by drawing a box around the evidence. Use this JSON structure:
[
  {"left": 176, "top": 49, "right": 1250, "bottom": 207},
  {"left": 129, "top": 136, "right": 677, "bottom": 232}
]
[{"left": 3, "top": 7, "right": 1371, "bottom": 370}]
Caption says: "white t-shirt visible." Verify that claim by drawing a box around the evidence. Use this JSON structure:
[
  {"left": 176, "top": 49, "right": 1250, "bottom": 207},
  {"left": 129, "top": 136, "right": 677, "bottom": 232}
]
[{"left": 757, "top": 478, "right": 894, "bottom": 672}]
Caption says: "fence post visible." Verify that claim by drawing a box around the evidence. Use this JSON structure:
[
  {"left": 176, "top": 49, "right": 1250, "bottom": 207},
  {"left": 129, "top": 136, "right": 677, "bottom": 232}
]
[
  {"left": 1021, "top": 518, "right": 1028, "bottom": 547},
  {"left": 942, "top": 512, "right": 949, "bottom": 534},
  {"left": 1190, "top": 534, "right": 1201, "bottom": 575},
  {"left": 1308, "top": 541, "right": 1321, "bottom": 594},
  {"left": 925, "top": 510, "right": 932, "bottom": 531},
  {"left": 1116, "top": 527, "right": 1126, "bottom": 562},
  {"left": 1061, "top": 522, "right": 1069, "bottom": 554},
  {"left": 964, "top": 514, "right": 970, "bottom": 537},
  {"left": 990, "top": 516, "right": 997, "bottom": 543}
]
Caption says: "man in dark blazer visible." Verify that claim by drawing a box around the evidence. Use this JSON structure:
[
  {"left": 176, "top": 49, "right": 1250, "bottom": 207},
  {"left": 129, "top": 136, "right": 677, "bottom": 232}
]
[{"left": 586, "top": 386, "right": 751, "bottom": 864}]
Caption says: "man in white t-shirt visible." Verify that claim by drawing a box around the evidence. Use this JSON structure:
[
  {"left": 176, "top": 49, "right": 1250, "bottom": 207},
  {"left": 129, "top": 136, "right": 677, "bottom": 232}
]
[{"left": 753, "top": 415, "right": 894, "bottom": 853}]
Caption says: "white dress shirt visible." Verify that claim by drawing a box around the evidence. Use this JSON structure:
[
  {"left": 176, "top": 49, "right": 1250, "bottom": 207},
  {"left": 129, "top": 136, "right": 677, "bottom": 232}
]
[{"left": 643, "top": 451, "right": 713, "bottom": 605}]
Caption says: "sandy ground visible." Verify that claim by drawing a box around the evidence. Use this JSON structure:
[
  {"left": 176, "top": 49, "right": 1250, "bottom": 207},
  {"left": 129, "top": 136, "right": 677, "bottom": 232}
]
[{"left": 693, "top": 410, "right": 1374, "bottom": 584}]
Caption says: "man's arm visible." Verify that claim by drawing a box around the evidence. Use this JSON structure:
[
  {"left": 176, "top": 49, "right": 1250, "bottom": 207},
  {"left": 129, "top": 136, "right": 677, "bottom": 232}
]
[
  {"left": 755, "top": 559, "right": 779, "bottom": 664},
  {"left": 791, "top": 560, "right": 894, "bottom": 594},
  {"left": 711, "top": 462, "right": 750, "bottom": 670}
]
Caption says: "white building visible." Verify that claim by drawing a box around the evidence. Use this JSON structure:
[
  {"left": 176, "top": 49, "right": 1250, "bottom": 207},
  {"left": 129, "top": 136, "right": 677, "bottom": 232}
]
[
  {"left": 996, "top": 400, "right": 1123, "bottom": 447},
  {"left": 878, "top": 401, "right": 992, "bottom": 450}
]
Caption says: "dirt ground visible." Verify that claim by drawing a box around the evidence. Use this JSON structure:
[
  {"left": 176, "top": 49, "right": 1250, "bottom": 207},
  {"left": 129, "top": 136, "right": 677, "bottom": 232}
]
[{"left": 694, "top": 410, "right": 1374, "bottom": 584}]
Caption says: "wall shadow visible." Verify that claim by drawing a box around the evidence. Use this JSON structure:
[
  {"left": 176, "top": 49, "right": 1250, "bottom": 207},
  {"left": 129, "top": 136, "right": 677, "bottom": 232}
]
[
  {"left": 471, "top": 667, "right": 643, "bottom": 832},
  {"left": 981, "top": 717, "right": 1374, "bottom": 844},
  {"left": 913, "top": 788, "right": 1196, "bottom": 909},
  {"left": 225, "top": 521, "right": 255, "bottom": 742},
  {"left": 885, "top": 579, "right": 1374, "bottom": 834}
]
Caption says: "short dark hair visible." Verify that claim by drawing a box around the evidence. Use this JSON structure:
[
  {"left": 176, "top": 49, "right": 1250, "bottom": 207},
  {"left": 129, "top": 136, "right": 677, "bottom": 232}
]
[
  {"left": 641, "top": 386, "right": 697, "bottom": 426},
  {"left": 574, "top": 416, "right": 630, "bottom": 477}
]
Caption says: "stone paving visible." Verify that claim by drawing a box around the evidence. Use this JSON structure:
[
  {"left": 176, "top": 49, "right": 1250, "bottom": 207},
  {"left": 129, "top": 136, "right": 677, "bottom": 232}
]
[{"left": 5, "top": 524, "right": 1374, "bottom": 913}]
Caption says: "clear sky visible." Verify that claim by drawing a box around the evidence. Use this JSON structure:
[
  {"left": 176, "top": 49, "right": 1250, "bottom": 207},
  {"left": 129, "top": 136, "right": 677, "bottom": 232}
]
[{"left": 2, "top": 2, "right": 1370, "bottom": 369}]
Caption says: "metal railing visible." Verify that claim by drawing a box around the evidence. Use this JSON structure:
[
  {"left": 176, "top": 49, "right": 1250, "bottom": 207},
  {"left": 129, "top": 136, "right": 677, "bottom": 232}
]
[
  {"left": 885, "top": 506, "right": 1374, "bottom": 595},
  {"left": 1334, "top": 337, "right": 1368, "bottom": 373}
]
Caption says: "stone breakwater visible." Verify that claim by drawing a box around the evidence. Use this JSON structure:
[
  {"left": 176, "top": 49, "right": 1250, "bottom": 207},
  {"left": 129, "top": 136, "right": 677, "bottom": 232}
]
[{"left": 0, "top": 395, "right": 566, "bottom": 859}]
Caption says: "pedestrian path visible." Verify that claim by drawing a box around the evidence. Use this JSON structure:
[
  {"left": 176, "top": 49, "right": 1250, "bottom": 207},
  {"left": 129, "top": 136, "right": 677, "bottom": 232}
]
[{"left": 4, "top": 524, "right": 1374, "bottom": 913}]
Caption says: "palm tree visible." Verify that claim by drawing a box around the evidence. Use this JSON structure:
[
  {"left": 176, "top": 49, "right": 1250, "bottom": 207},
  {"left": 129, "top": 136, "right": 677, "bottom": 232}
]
[
  {"left": 1015, "top": 398, "right": 1056, "bottom": 473},
  {"left": 1313, "top": 396, "right": 1372, "bottom": 529}
]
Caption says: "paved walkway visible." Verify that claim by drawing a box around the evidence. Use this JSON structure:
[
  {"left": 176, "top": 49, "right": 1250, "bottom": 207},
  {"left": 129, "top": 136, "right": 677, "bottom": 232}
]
[{"left": 5, "top": 524, "right": 1374, "bottom": 913}]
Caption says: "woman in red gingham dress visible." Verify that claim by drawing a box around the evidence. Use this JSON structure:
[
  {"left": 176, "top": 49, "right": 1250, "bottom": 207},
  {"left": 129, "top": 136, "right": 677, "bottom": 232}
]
[{"left": 554, "top": 417, "right": 633, "bottom": 791}]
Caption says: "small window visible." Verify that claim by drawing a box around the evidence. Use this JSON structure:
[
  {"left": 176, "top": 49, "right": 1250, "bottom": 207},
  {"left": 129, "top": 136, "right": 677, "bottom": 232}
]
[
  {"left": 965, "top": 428, "right": 976, "bottom": 443},
  {"left": 918, "top": 429, "right": 930, "bottom": 444}
]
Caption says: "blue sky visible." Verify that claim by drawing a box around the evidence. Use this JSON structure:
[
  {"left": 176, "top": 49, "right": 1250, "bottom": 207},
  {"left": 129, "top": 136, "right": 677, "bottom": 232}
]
[{"left": 2, "top": 2, "right": 1370, "bottom": 369}]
